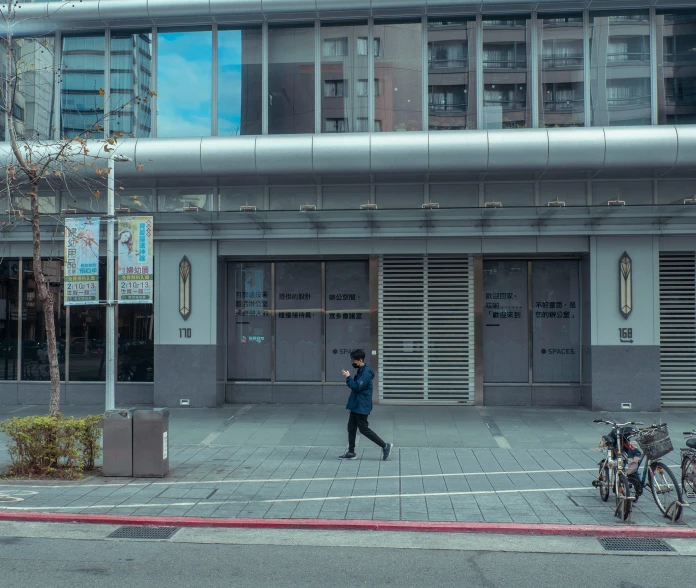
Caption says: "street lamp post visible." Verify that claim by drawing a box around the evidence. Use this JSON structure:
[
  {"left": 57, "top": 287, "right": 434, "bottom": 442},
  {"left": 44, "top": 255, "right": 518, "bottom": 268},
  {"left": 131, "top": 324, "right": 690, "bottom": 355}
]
[{"left": 106, "top": 152, "right": 131, "bottom": 411}]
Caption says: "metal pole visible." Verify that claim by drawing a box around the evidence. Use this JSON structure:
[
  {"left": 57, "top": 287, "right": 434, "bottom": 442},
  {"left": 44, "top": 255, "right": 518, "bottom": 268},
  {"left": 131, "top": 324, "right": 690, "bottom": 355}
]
[{"left": 106, "top": 151, "right": 116, "bottom": 411}]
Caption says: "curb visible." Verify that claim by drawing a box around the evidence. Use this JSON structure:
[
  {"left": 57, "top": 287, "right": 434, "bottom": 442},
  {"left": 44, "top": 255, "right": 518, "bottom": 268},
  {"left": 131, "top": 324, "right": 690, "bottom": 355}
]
[{"left": 1, "top": 511, "right": 696, "bottom": 538}]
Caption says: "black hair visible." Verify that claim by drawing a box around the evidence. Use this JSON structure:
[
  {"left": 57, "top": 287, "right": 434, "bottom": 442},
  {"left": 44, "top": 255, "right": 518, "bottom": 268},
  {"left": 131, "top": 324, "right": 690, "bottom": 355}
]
[{"left": 350, "top": 348, "right": 366, "bottom": 362}]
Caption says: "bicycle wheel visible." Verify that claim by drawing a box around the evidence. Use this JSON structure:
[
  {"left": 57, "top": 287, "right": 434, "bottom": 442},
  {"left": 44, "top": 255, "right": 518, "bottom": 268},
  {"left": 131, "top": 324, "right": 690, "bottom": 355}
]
[
  {"left": 616, "top": 473, "right": 632, "bottom": 521},
  {"left": 649, "top": 461, "right": 683, "bottom": 519},
  {"left": 682, "top": 455, "right": 696, "bottom": 498},
  {"left": 598, "top": 460, "right": 610, "bottom": 502}
]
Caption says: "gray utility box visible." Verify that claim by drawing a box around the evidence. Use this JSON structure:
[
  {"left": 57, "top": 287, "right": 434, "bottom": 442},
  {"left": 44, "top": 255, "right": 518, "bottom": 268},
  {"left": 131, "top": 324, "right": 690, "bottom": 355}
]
[
  {"left": 102, "top": 409, "right": 135, "bottom": 477},
  {"left": 132, "top": 408, "right": 170, "bottom": 478}
]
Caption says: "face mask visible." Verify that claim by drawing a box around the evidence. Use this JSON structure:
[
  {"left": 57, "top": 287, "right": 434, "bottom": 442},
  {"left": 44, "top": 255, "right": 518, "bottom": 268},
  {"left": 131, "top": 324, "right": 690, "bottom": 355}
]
[{"left": 351, "top": 362, "right": 360, "bottom": 369}]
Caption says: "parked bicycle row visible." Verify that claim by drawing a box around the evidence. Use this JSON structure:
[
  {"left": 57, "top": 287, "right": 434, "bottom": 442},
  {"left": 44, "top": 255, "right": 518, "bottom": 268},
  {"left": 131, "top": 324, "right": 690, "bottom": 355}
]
[{"left": 592, "top": 418, "right": 696, "bottom": 522}]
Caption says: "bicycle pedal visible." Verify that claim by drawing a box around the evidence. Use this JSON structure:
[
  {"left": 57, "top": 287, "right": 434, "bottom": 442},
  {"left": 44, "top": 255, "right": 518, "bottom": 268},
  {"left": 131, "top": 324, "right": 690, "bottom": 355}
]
[{"left": 592, "top": 480, "right": 600, "bottom": 488}]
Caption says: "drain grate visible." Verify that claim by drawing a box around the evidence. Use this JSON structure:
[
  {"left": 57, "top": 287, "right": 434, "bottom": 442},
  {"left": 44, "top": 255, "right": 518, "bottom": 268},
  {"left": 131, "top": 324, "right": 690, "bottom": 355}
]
[
  {"left": 108, "top": 526, "right": 180, "bottom": 540},
  {"left": 598, "top": 537, "right": 674, "bottom": 552}
]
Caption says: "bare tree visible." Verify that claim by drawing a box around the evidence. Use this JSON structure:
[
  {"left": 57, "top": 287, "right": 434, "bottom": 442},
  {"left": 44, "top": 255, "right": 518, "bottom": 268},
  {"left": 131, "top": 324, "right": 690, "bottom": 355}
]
[{"left": 1, "top": 0, "right": 154, "bottom": 416}]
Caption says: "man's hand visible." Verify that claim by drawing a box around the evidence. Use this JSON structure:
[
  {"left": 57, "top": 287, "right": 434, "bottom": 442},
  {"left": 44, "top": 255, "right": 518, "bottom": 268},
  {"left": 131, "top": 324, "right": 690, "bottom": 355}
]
[{"left": 341, "top": 369, "right": 351, "bottom": 378}]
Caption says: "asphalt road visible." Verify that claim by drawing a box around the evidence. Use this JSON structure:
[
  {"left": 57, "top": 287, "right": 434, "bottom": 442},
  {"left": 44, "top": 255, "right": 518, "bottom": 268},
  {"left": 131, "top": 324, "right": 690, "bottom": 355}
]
[{"left": 0, "top": 533, "right": 695, "bottom": 588}]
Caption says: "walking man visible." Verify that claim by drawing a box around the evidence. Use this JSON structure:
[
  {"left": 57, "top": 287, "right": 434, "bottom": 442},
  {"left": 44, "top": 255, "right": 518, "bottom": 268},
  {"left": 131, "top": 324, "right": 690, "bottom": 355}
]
[{"left": 339, "top": 349, "right": 393, "bottom": 461}]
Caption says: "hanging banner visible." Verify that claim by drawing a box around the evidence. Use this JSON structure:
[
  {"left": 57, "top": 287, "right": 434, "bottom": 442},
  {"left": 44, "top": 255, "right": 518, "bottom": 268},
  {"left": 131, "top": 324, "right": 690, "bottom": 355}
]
[
  {"left": 118, "top": 216, "right": 153, "bottom": 304},
  {"left": 64, "top": 217, "right": 100, "bottom": 305}
]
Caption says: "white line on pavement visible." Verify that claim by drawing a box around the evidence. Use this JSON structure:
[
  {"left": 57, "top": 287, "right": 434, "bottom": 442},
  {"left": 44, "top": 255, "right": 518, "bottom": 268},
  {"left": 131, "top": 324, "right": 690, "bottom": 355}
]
[
  {"left": 0, "top": 486, "right": 595, "bottom": 511},
  {"left": 0, "top": 467, "right": 595, "bottom": 491}
]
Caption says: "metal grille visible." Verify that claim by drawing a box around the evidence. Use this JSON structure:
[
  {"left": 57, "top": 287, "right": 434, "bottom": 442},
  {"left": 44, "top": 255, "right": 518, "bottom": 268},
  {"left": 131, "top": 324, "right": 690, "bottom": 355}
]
[
  {"left": 108, "top": 526, "right": 180, "bottom": 540},
  {"left": 659, "top": 252, "right": 696, "bottom": 406},
  {"left": 378, "top": 257, "right": 474, "bottom": 403},
  {"left": 598, "top": 537, "right": 674, "bottom": 552}
]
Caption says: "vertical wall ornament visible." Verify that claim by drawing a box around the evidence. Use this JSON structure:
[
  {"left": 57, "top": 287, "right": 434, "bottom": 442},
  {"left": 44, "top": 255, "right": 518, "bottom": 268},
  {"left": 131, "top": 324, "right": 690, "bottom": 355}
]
[
  {"left": 179, "top": 256, "right": 191, "bottom": 320},
  {"left": 619, "top": 251, "right": 632, "bottom": 319}
]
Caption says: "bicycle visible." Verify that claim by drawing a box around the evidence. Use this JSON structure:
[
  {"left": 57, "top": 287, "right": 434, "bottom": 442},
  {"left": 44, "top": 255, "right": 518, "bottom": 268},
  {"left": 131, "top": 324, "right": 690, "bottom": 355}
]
[
  {"left": 680, "top": 429, "right": 696, "bottom": 501},
  {"left": 629, "top": 424, "right": 684, "bottom": 522},
  {"left": 592, "top": 418, "right": 643, "bottom": 521}
]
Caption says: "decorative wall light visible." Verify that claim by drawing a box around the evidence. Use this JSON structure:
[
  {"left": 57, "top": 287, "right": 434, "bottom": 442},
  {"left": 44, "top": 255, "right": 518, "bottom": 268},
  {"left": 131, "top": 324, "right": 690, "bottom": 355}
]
[
  {"left": 179, "top": 256, "right": 191, "bottom": 321},
  {"left": 619, "top": 251, "right": 632, "bottom": 319}
]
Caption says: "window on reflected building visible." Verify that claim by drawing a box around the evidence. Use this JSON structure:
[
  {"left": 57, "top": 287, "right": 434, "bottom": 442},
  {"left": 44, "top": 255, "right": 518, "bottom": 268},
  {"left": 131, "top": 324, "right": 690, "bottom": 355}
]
[
  {"left": 110, "top": 32, "right": 153, "bottom": 138},
  {"left": 539, "top": 15, "right": 585, "bottom": 127},
  {"left": 157, "top": 29, "right": 212, "bottom": 137},
  {"left": 218, "top": 28, "right": 262, "bottom": 135},
  {"left": 118, "top": 304, "right": 153, "bottom": 382},
  {"left": 0, "top": 260, "right": 20, "bottom": 380},
  {"left": 590, "top": 12, "right": 651, "bottom": 126},
  {"left": 482, "top": 17, "right": 532, "bottom": 129},
  {"left": 428, "top": 18, "right": 477, "bottom": 130},
  {"left": 321, "top": 23, "right": 369, "bottom": 133},
  {"left": 69, "top": 258, "right": 105, "bottom": 381},
  {"left": 22, "top": 260, "right": 65, "bottom": 381},
  {"left": 16, "top": 37, "right": 55, "bottom": 139},
  {"left": 268, "top": 25, "right": 316, "bottom": 134},
  {"left": 657, "top": 11, "right": 696, "bottom": 124},
  {"left": 374, "top": 21, "right": 423, "bottom": 132},
  {"left": 61, "top": 35, "right": 105, "bottom": 138}
]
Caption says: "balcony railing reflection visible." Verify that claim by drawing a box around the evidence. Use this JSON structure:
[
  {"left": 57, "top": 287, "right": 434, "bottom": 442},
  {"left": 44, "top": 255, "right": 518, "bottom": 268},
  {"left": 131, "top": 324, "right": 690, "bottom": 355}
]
[
  {"left": 484, "top": 99, "right": 526, "bottom": 111},
  {"left": 542, "top": 56, "right": 583, "bottom": 68},
  {"left": 429, "top": 58, "right": 467, "bottom": 70},
  {"left": 543, "top": 99, "right": 584, "bottom": 112},
  {"left": 664, "top": 52, "right": 696, "bottom": 65},
  {"left": 607, "top": 52, "right": 650, "bottom": 62},
  {"left": 666, "top": 92, "right": 696, "bottom": 106},
  {"left": 429, "top": 102, "right": 468, "bottom": 114},
  {"left": 483, "top": 58, "right": 527, "bottom": 69},
  {"left": 607, "top": 95, "right": 651, "bottom": 107}
]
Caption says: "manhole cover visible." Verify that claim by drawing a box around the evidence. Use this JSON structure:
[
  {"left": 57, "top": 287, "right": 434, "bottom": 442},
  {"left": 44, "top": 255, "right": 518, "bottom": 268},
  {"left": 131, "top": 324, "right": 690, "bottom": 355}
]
[
  {"left": 598, "top": 537, "right": 674, "bottom": 552},
  {"left": 108, "top": 526, "right": 180, "bottom": 540}
]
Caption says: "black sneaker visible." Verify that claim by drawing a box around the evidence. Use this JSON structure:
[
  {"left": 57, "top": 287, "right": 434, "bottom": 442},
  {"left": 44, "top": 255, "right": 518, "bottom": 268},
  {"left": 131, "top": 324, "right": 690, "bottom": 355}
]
[
  {"left": 382, "top": 443, "right": 393, "bottom": 461},
  {"left": 339, "top": 451, "right": 357, "bottom": 460}
]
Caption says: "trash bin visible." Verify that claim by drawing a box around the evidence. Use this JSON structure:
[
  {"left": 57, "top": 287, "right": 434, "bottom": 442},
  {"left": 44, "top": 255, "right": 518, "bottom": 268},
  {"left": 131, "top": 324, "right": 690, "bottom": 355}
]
[
  {"left": 102, "top": 409, "right": 135, "bottom": 477},
  {"left": 132, "top": 408, "right": 169, "bottom": 477}
]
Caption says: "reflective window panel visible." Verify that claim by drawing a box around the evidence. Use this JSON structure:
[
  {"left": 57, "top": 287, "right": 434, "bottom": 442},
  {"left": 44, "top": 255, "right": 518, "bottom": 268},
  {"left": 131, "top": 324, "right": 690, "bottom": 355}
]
[
  {"left": 110, "top": 32, "right": 153, "bottom": 138},
  {"left": 61, "top": 35, "right": 105, "bottom": 138},
  {"left": 321, "top": 22, "right": 369, "bottom": 133},
  {"left": 539, "top": 181, "right": 588, "bottom": 206},
  {"left": 428, "top": 18, "right": 477, "bottom": 130},
  {"left": 269, "top": 187, "right": 317, "bottom": 211},
  {"left": 325, "top": 261, "right": 370, "bottom": 382},
  {"left": 69, "top": 259, "right": 106, "bottom": 381},
  {"left": 227, "top": 262, "right": 272, "bottom": 381},
  {"left": 657, "top": 11, "right": 696, "bottom": 124},
  {"left": 219, "top": 186, "right": 264, "bottom": 211},
  {"left": 539, "top": 14, "right": 585, "bottom": 127},
  {"left": 268, "top": 25, "right": 316, "bottom": 134},
  {"left": 157, "top": 29, "right": 212, "bottom": 137},
  {"left": 322, "top": 185, "right": 371, "bottom": 210},
  {"left": 482, "top": 17, "right": 532, "bottom": 129},
  {"left": 16, "top": 37, "right": 55, "bottom": 139},
  {"left": 61, "top": 190, "right": 107, "bottom": 214},
  {"left": 157, "top": 188, "right": 215, "bottom": 212},
  {"left": 218, "top": 28, "right": 262, "bottom": 135},
  {"left": 374, "top": 21, "right": 423, "bottom": 132},
  {"left": 118, "top": 304, "right": 153, "bottom": 382},
  {"left": 116, "top": 189, "right": 155, "bottom": 213},
  {"left": 22, "top": 260, "right": 66, "bottom": 382},
  {"left": 0, "top": 260, "right": 20, "bottom": 380},
  {"left": 592, "top": 180, "right": 653, "bottom": 205},
  {"left": 590, "top": 12, "right": 651, "bottom": 126}
]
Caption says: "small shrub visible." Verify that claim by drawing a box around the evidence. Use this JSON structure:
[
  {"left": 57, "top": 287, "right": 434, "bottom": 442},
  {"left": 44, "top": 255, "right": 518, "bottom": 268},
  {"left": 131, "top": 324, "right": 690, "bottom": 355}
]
[{"left": 0, "top": 414, "right": 103, "bottom": 478}]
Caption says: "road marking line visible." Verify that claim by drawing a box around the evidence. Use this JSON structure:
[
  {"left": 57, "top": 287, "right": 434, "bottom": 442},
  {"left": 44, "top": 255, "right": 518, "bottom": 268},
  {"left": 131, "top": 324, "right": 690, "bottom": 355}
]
[
  {"left": 0, "top": 468, "right": 596, "bottom": 491},
  {"left": 0, "top": 486, "right": 595, "bottom": 511}
]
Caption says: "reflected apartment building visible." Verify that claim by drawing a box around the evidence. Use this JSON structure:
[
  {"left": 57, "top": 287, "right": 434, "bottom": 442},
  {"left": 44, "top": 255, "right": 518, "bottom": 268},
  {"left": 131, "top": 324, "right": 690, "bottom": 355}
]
[{"left": 3, "top": 1, "right": 696, "bottom": 412}]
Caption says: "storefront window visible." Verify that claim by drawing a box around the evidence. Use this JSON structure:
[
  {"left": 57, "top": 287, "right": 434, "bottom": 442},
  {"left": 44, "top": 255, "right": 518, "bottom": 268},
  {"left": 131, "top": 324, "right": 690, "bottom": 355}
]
[
  {"left": 118, "top": 304, "right": 153, "bottom": 382},
  {"left": 228, "top": 262, "right": 272, "bottom": 380},
  {"left": 22, "top": 260, "right": 66, "bottom": 381},
  {"left": 0, "top": 260, "right": 20, "bottom": 380},
  {"left": 275, "top": 262, "right": 322, "bottom": 381},
  {"left": 657, "top": 11, "right": 696, "bottom": 124},
  {"left": 374, "top": 21, "right": 423, "bottom": 132},
  {"left": 325, "top": 261, "right": 370, "bottom": 382},
  {"left": 69, "top": 259, "right": 106, "bottom": 381},
  {"left": 268, "top": 25, "right": 316, "bottom": 134},
  {"left": 218, "top": 28, "right": 263, "bottom": 135}
]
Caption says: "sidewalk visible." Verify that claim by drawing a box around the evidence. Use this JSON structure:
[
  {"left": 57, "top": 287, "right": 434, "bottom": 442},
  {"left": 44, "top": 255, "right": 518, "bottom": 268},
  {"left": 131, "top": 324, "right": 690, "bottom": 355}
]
[{"left": 0, "top": 403, "right": 694, "bottom": 529}]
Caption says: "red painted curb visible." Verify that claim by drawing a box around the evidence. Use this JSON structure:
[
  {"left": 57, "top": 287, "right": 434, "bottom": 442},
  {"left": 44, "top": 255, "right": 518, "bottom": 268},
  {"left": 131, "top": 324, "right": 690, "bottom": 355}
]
[{"left": 1, "top": 511, "right": 696, "bottom": 538}]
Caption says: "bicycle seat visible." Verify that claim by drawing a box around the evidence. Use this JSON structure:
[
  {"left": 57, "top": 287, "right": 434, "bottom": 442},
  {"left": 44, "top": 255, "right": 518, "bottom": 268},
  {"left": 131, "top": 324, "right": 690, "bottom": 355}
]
[
  {"left": 687, "top": 438, "right": 696, "bottom": 449},
  {"left": 602, "top": 435, "right": 614, "bottom": 444}
]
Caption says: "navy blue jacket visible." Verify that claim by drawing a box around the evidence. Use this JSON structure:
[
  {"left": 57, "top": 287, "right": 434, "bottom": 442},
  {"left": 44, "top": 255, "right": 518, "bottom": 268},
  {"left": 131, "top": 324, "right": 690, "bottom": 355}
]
[{"left": 345, "top": 364, "right": 374, "bottom": 415}]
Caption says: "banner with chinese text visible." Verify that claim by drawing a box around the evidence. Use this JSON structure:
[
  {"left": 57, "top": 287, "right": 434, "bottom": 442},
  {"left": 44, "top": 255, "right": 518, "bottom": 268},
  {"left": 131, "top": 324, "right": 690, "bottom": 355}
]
[
  {"left": 118, "top": 216, "right": 153, "bottom": 303},
  {"left": 64, "top": 217, "right": 100, "bottom": 305}
]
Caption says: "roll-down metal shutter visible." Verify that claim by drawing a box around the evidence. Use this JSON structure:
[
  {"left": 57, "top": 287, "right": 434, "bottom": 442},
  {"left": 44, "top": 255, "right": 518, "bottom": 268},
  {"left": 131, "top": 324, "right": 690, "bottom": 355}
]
[
  {"left": 378, "top": 257, "right": 475, "bottom": 403},
  {"left": 660, "top": 252, "right": 696, "bottom": 406}
]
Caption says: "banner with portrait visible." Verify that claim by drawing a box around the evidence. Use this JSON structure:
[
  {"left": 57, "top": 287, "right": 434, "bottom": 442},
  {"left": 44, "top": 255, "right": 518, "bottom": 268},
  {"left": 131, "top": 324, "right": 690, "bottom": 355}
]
[
  {"left": 64, "top": 217, "right": 100, "bottom": 305},
  {"left": 118, "top": 216, "right": 153, "bottom": 304}
]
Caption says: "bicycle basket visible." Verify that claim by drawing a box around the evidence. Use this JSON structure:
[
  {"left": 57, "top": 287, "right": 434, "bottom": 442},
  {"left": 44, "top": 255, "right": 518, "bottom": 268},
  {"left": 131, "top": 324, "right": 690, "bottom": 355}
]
[{"left": 636, "top": 424, "right": 673, "bottom": 460}]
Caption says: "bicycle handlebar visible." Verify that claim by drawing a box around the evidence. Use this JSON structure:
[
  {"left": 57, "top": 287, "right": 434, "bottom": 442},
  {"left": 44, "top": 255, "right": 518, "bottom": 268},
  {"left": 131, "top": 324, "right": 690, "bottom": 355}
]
[
  {"left": 684, "top": 431, "right": 696, "bottom": 436},
  {"left": 593, "top": 419, "right": 643, "bottom": 427}
]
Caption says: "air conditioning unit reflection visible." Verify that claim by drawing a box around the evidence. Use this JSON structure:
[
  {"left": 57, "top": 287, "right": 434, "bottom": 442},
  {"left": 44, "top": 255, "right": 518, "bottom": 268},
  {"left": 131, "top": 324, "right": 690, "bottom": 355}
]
[
  {"left": 607, "top": 198, "right": 625, "bottom": 206},
  {"left": 484, "top": 201, "right": 502, "bottom": 208},
  {"left": 360, "top": 203, "right": 378, "bottom": 210},
  {"left": 300, "top": 204, "right": 317, "bottom": 211},
  {"left": 240, "top": 205, "right": 257, "bottom": 212},
  {"left": 422, "top": 202, "right": 440, "bottom": 209}
]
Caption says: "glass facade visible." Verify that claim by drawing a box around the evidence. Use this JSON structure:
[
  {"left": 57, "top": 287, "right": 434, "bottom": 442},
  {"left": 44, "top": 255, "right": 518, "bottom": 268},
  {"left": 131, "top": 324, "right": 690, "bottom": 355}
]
[
  {"left": 657, "top": 11, "right": 696, "bottom": 124},
  {"left": 428, "top": 18, "right": 477, "bottom": 130},
  {"left": 0, "top": 261, "right": 20, "bottom": 381},
  {"left": 118, "top": 304, "right": 154, "bottom": 382}
]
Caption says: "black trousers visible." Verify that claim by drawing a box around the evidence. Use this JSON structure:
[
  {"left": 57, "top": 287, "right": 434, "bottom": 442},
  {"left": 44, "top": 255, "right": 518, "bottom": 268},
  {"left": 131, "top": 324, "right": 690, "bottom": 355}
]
[{"left": 347, "top": 411, "right": 386, "bottom": 452}]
